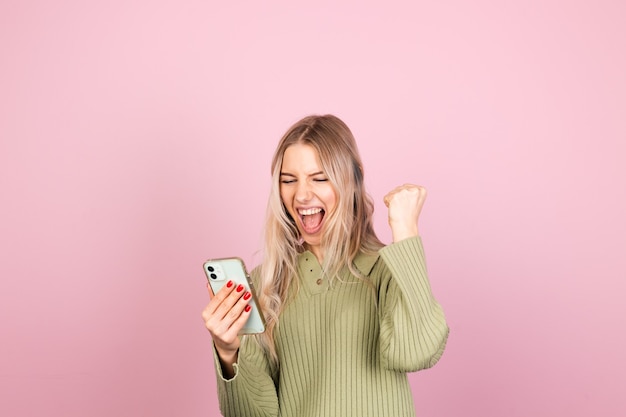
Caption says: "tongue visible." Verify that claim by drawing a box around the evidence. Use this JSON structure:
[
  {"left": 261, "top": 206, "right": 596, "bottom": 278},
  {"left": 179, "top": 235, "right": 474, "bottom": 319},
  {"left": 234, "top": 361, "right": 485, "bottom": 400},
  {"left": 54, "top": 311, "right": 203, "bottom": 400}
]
[{"left": 302, "top": 212, "right": 323, "bottom": 231}]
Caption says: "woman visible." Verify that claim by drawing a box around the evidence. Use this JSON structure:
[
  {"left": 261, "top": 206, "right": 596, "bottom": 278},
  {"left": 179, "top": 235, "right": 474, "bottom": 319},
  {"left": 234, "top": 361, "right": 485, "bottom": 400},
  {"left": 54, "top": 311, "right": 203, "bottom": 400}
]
[{"left": 202, "top": 114, "right": 449, "bottom": 416}]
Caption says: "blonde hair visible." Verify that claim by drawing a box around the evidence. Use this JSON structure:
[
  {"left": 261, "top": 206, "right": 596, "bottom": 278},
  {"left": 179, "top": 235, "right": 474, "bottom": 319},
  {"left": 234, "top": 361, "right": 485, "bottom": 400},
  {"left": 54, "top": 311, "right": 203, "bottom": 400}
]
[{"left": 255, "top": 114, "right": 383, "bottom": 364}]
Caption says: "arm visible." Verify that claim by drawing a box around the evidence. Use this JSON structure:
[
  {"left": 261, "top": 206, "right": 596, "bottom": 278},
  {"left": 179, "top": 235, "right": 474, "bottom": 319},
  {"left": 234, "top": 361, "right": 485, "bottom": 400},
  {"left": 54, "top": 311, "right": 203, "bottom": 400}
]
[
  {"left": 202, "top": 271, "right": 279, "bottom": 417},
  {"left": 377, "top": 184, "right": 449, "bottom": 371},
  {"left": 377, "top": 236, "right": 449, "bottom": 372},
  {"left": 213, "top": 336, "right": 279, "bottom": 417}
]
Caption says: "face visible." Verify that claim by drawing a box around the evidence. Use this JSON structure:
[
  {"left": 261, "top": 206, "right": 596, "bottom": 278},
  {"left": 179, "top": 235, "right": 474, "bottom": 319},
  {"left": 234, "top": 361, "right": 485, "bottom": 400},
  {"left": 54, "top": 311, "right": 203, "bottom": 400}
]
[{"left": 280, "top": 143, "right": 337, "bottom": 260}]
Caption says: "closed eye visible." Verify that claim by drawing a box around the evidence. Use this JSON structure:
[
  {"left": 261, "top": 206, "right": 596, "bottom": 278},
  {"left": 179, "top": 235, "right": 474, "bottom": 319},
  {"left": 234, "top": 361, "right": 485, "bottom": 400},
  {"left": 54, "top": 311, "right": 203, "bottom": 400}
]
[{"left": 279, "top": 172, "right": 297, "bottom": 184}]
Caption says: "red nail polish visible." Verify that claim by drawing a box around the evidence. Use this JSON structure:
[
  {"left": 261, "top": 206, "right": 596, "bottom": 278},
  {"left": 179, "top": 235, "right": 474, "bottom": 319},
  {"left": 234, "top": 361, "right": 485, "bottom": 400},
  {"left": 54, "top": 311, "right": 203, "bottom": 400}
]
[
  {"left": 244, "top": 305, "right": 251, "bottom": 312},
  {"left": 226, "top": 280, "right": 233, "bottom": 288},
  {"left": 236, "top": 284, "right": 244, "bottom": 292},
  {"left": 243, "top": 292, "right": 251, "bottom": 301}
]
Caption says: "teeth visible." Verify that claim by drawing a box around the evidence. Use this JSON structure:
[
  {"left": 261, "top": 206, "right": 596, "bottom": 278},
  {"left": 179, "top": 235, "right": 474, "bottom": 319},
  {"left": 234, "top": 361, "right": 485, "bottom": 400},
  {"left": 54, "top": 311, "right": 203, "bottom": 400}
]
[{"left": 299, "top": 208, "right": 322, "bottom": 216}]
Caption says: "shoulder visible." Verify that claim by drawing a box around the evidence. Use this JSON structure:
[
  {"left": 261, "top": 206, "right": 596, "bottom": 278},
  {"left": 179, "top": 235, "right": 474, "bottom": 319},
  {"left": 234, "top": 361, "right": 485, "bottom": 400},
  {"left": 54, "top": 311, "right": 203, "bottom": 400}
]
[{"left": 369, "top": 236, "right": 425, "bottom": 275}]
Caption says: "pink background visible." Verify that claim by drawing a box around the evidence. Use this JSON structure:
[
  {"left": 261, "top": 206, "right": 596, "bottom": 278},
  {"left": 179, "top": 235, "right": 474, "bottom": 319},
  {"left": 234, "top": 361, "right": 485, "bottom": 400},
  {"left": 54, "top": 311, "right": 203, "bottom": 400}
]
[{"left": 1, "top": 1, "right": 625, "bottom": 416}]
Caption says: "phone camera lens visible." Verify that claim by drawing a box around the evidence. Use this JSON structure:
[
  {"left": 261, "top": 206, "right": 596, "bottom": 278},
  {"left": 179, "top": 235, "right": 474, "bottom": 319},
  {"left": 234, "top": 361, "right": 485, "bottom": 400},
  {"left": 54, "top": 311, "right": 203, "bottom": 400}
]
[
  {"left": 207, "top": 266, "right": 215, "bottom": 272},
  {"left": 210, "top": 273, "right": 217, "bottom": 280}
]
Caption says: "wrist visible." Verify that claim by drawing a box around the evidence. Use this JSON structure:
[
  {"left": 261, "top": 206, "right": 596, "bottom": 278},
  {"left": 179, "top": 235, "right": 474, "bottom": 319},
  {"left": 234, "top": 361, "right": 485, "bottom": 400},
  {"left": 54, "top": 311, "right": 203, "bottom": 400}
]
[
  {"left": 214, "top": 344, "right": 239, "bottom": 380},
  {"left": 215, "top": 344, "right": 238, "bottom": 362},
  {"left": 390, "top": 224, "right": 419, "bottom": 243}
]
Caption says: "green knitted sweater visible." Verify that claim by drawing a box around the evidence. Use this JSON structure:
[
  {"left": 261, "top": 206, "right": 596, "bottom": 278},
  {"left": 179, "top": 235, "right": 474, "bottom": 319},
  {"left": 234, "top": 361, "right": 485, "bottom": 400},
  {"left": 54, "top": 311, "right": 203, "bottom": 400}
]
[{"left": 214, "top": 236, "right": 449, "bottom": 417}]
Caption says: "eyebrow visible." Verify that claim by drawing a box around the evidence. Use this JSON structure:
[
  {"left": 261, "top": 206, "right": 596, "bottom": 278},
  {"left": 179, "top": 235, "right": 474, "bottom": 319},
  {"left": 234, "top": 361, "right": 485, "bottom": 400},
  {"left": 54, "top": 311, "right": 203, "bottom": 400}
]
[{"left": 280, "top": 171, "right": 325, "bottom": 177}]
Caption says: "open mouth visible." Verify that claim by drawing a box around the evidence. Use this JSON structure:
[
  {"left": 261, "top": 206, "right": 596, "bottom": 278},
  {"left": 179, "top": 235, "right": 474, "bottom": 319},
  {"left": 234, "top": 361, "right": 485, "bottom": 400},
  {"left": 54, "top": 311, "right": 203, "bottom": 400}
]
[{"left": 298, "top": 207, "right": 325, "bottom": 234}]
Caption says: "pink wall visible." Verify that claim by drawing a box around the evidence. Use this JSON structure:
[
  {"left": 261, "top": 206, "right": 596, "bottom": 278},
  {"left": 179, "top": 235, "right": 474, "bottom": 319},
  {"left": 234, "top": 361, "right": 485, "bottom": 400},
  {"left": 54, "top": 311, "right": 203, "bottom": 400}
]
[{"left": 1, "top": 1, "right": 625, "bottom": 416}]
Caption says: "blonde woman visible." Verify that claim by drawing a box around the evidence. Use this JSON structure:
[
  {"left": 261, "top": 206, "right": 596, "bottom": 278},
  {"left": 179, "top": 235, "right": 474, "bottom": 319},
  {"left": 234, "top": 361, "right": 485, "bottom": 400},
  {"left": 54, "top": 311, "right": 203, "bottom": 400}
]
[{"left": 202, "top": 114, "right": 449, "bottom": 417}]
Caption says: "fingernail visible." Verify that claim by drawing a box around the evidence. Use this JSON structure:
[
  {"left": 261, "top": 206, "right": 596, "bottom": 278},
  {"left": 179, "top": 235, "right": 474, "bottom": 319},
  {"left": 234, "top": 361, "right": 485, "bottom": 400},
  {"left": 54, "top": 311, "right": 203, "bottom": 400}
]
[
  {"left": 226, "top": 280, "right": 233, "bottom": 288},
  {"left": 243, "top": 292, "right": 251, "bottom": 301},
  {"left": 236, "top": 284, "right": 244, "bottom": 292},
  {"left": 244, "top": 305, "right": 251, "bottom": 312}
]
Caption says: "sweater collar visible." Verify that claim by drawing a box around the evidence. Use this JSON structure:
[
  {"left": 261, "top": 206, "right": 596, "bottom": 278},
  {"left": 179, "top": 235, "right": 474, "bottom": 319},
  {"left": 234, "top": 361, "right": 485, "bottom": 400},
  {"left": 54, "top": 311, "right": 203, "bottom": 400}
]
[
  {"left": 352, "top": 251, "right": 379, "bottom": 276},
  {"left": 297, "top": 249, "right": 380, "bottom": 276}
]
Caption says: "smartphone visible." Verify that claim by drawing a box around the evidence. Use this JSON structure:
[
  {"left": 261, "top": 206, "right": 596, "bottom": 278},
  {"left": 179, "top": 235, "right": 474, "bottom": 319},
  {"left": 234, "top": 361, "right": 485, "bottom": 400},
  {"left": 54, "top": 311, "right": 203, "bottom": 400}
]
[{"left": 203, "top": 257, "right": 266, "bottom": 334}]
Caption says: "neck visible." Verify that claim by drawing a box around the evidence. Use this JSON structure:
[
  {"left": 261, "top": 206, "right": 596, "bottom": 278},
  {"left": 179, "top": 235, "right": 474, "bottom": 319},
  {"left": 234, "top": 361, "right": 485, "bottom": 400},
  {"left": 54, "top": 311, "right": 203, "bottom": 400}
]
[{"left": 307, "top": 245, "right": 324, "bottom": 264}]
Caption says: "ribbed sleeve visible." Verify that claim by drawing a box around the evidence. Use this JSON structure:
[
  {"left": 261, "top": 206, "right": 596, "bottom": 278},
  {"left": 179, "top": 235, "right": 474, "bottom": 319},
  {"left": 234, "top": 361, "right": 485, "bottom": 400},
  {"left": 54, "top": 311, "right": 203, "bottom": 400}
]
[
  {"left": 214, "top": 337, "right": 279, "bottom": 417},
  {"left": 378, "top": 237, "right": 449, "bottom": 371}
]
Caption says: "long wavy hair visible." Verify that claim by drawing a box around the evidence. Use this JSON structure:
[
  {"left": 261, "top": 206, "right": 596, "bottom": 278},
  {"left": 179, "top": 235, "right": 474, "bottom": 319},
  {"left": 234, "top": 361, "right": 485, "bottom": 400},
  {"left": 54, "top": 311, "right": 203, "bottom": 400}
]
[{"left": 254, "top": 114, "right": 383, "bottom": 365}]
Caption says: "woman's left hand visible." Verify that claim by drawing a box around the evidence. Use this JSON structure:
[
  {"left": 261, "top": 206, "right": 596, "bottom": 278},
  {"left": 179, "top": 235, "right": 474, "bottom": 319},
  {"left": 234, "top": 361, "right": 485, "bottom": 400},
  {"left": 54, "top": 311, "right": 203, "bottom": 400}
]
[{"left": 383, "top": 184, "right": 427, "bottom": 242}]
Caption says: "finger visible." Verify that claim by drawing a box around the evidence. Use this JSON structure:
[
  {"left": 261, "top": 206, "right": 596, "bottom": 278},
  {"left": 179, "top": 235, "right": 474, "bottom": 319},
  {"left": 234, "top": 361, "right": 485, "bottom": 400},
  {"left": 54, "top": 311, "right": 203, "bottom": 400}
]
[
  {"left": 410, "top": 185, "right": 427, "bottom": 206},
  {"left": 202, "top": 286, "right": 235, "bottom": 323},
  {"left": 383, "top": 185, "right": 403, "bottom": 207},
  {"left": 222, "top": 302, "right": 253, "bottom": 339},
  {"left": 223, "top": 290, "right": 252, "bottom": 330},
  {"left": 213, "top": 283, "right": 247, "bottom": 322},
  {"left": 211, "top": 291, "right": 252, "bottom": 337},
  {"left": 219, "top": 294, "right": 253, "bottom": 338},
  {"left": 384, "top": 184, "right": 411, "bottom": 207},
  {"left": 204, "top": 280, "right": 236, "bottom": 316},
  {"left": 395, "top": 184, "right": 426, "bottom": 200}
]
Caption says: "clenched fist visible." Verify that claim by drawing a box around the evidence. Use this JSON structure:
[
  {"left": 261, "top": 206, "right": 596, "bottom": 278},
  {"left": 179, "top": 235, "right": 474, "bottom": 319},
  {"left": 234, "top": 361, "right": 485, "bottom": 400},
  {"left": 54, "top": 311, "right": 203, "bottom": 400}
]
[{"left": 383, "top": 184, "right": 427, "bottom": 242}]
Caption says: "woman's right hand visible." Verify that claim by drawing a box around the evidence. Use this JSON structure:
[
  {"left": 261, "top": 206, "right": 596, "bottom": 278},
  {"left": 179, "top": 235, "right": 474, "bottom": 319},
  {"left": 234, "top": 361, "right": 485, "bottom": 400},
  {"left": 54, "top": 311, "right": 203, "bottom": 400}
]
[{"left": 202, "top": 280, "right": 253, "bottom": 372}]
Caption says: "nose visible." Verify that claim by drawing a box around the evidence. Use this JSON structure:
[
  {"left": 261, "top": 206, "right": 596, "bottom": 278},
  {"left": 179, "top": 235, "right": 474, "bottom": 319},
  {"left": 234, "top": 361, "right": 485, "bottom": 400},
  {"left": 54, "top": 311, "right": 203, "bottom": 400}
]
[{"left": 295, "top": 181, "right": 312, "bottom": 202}]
